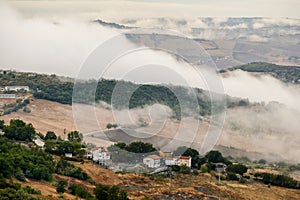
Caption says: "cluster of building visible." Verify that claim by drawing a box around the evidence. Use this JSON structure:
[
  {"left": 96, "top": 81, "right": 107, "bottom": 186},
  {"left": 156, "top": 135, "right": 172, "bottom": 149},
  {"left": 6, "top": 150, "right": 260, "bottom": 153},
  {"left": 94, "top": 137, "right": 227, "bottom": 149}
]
[
  {"left": 87, "top": 147, "right": 111, "bottom": 166},
  {"left": 0, "top": 86, "right": 30, "bottom": 92},
  {"left": 86, "top": 147, "right": 193, "bottom": 169},
  {"left": 143, "top": 152, "right": 192, "bottom": 169}
]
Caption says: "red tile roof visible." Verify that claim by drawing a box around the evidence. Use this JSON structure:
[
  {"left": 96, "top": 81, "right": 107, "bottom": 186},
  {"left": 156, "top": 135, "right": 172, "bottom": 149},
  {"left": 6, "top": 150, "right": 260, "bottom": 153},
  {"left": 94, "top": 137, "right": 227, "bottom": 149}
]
[{"left": 178, "top": 156, "right": 191, "bottom": 160}]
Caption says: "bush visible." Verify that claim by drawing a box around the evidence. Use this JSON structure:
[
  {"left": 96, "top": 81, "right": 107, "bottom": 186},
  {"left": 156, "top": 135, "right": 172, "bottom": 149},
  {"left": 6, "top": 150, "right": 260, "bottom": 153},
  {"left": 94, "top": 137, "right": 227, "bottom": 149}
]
[
  {"left": 94, "top": 184, "right": 128, "bottom": 200},
  {"left": 56, "top": 180, "right": 67, "bottom": 194},
  {"left": 200, "top": 164, "right": 208, "bottom": 173},
  {"left": 23, "top": 106, "right": 31, "bottom": 113},
  {"left": 192, "top": 170, "right": 199, "bottom": 175},
  {"left": 227, "top": 172, "right": 238, "bottom": 181},
  {"left": 227, "top": 164, "right": 248, "bottom": 175},
  {"left": 68, "top": 184, "right": 93, "bottom": 199},
  {"left": 179, "top": 165, "right": 191, "bottom": 174}
]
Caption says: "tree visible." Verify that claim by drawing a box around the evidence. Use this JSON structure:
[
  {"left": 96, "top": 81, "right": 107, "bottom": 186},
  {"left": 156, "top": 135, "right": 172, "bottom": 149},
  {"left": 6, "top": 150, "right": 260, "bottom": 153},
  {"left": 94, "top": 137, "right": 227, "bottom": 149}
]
[
  {"left": 125, "top": 141, "right": 156, "bottom": 153},
  {"left": 227, "top": 164, "right": 248, "bottom": 175},
  {"left": 56, "top": 180, "right": 67, "bottom": 194},
  {"left": 180, "top": 165, "right": 191, "bottom": 174},
  {"left": 0, "top": 120, "right": 4, "bottom": 129},
  {"left": 45, "top": 131, "right": 57, "bottom": 140},
  {"left": 258, "top": 159, "right": 267, "bottom": 164},
  {"left": 94, "top": 184, "right": 128, "bottom": 200},
  {"left": 200, "top": 164, "right": 208, "bottom": 173},
  {"left": 3, "top": 119, "right": 35, "bottom": 141},
  {"left": 67, "top": 131, "right": 82, "bottom": 142},
  {"left": 205, "top": 151, "right": 231, "bottom": 165}
]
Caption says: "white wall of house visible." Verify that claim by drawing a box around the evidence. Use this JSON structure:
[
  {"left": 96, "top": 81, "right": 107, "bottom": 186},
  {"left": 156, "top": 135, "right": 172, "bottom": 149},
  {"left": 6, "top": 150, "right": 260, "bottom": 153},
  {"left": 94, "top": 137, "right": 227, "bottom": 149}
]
[
  {"left": 165, "top": 158, "right": 176, "bottom": 166},
  {"left": 143, "top": 157, "right": 161, "bottom": 168},
  {"left": 92, "top": 148, "right": 110, "bottom": 161},
  {"left": 176, "top": 157, "right": 192, "bottom": 168}
]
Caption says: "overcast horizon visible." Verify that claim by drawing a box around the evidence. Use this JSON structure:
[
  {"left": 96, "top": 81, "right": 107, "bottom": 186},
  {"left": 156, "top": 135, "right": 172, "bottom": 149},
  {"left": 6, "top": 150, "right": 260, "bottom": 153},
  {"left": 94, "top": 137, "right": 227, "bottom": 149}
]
[{"left": 7, "top": 0, "right": 300, "bottom": 21}]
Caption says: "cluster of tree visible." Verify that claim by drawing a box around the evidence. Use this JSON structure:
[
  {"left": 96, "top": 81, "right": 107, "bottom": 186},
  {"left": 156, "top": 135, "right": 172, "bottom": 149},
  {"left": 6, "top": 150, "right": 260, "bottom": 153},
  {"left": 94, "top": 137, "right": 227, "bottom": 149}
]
[
  {"left": 44, "top": 131, "right": 86, "bottom": 157},
  {"left": 254, "top": 172, "right": 300, "bottom": 189},
  {"left": 0, "top": 178, "right": 41, "bottom": 200},
  {"left": 0, "top": 136, "right": 54, "bottom": 181},
  {"left": 94, "top": 184, "right": 128, "bottom": 200},
  {"left": 106, "top": 123, "right": 118, "bottom": 129},
  {"left": 3, "top": 99, "right": 31, "bottom": 115},
  {"left": 2, "top": 119, "right": 36, "bottom": 141},
  {"left": 174, "top": 147, "right": 232, "bottom": 170},
  {"left": 55, "top": 158, "right": 90, "bottom": 181},
  {"left": 173, "top": 147, "right": 249, "bottom": 181},
  {"left": 109, "top": 142, "right": 157, "bottom": 154},
  {"left": 222, "top": 62, "right": 300, "bottom": 84},
  {"left": 108, "top": 142, "right": 158, "bottom": 164},
  {"left": 68, "top": 183, "right": 94, "bottom": 199},
  {"left": 56, "top": 181, "right": 93, "bottom": 199},
  {"left": 0, "top": 71, "right": 250, "bottom": 119}
]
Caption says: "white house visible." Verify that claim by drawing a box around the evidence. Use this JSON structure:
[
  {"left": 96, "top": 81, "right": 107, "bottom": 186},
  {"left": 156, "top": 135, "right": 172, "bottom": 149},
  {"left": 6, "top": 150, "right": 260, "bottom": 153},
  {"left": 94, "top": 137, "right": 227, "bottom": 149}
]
[
  {"left": 0, "top": 94, "right": 16, "bottom": 99},
  {"left": 176, "top": 156, "right": 192, "bottom": 168},
  {"left": 143, "top": 155, "right": 162, "bottom": 168},
  {"left": 91, "top": 147, "right": 111, "bottom": 162},
  {"left": 5, "top": 86, "right": 29, "bottom": 92},
  {"left": 65, "top": 153, "right": 73, "bottom": 158},
  {"left": 165, "top": 157, "right": 177, "bottom": 166},
  {"left": 33, "top": 136, "right": 44, "bottom": 148}
]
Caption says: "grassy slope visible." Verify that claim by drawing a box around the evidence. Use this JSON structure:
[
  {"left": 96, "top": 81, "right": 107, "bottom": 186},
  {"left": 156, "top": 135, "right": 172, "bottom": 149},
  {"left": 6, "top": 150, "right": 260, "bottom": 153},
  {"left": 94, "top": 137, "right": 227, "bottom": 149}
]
[{"left": 20, "top": 160, "right": 300, "bottom": 200}]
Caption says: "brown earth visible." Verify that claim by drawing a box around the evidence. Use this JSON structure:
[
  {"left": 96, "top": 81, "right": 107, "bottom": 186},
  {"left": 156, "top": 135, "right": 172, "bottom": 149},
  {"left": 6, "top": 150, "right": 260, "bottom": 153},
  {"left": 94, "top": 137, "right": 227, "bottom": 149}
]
[{"left": 14, "top": 159, "right": 300, "bottom": 200}]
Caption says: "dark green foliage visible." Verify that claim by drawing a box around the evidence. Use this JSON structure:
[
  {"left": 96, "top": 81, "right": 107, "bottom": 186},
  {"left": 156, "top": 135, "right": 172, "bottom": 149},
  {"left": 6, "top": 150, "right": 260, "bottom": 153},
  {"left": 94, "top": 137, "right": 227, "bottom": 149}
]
[
  {"left": 55, "top": 158, "right": 89, "bottom": 181},
  {"left": 108, "top": 142, "right": 157, "bottom": 164},
  {"left": 204, "top": 151, "right": 232, "bottom": 165},
  {"left": 0, "top": 181, "right": 39, "bottom": 200},
  {"left": 3, "top": 99, "right": 30, "bottom": 115},
  {"left": 23, "top": 186, "right": 41, "bottom": 195},
  {"left": 125, "top": 141, "right": 156, "bottom": 153},
  {"left": 114, "top": 142, "right": 127, "bottom": 150},
  {"left": 171, "top": 165, "right": 180, "bottom": 172},
  {"left": 226, "top": 172, "right": 238, "bottom": 180},
  {"left": 180, "top": 165, "right": 191, "bottom": 174},
  {"left": 224, "top": 62, "right": 300, "bottom": 84},
  {"left": 0, "top": 136, "right": 54, "bottom": 181},
  {"left": 106, "top": 123, "right": 118, "bottom": 129},
  {"left": 68, "top": 131, "right": 83, "bottom": 142},
  {"left": 56, "top": 180, "right": 67, "bottom": 194},
  {"left": 255, "top": 173, "right": 300, "bottom": 189},
  {"left": 94, "top": 184, "right": 128, "bottom": 200},
  {"left": 227, "top": 164, "right": 248, "bottom": 175},
  {"left": 44, "top": 139, "right": 84, "bottom": 156},
  {"left": 68, "top": 184, "right": 93, "bottom": 199},
  {"left": 0, "top": 120, "right": 5, "bottom": 129},
  {"left": 192, "top": 170, "right": 199, "bottom": 175},
  {"left": 45, "top": 131, "right": 57, "bottom": 140},
  {"left": 0, "top": 71, "right": 249, "bottom": 119},
  {"left": 258, "top": 159, "right": 267, "bottom": 164},
  {"left": 3, "top": 119, "right": 36, "bottom": 141}
]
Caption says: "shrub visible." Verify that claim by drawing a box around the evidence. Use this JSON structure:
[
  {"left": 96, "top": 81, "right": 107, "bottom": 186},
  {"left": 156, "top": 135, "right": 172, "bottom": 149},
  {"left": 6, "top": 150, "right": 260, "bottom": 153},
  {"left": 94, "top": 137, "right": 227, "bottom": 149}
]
[
  {"left": 56, "top": 180, "right": 67, "bottom": 194},
  {"left": 179, "top": 165, "right": 191, "bottom": 174},
  {"left": 227, "top": 164, "right": 248, "bottom": 175},
  {"left": 227, "top": 172, "right": 238, "bottom": 181},
  {"left": 200, "top": 164, "right": 208, "bottom": 173}
]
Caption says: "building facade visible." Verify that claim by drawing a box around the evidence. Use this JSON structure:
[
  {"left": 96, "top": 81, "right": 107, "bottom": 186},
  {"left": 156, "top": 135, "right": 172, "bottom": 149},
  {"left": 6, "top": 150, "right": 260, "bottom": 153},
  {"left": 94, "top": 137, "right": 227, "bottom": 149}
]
[{"left": 143, "top": 155, "right": 162, "bottom": 168}]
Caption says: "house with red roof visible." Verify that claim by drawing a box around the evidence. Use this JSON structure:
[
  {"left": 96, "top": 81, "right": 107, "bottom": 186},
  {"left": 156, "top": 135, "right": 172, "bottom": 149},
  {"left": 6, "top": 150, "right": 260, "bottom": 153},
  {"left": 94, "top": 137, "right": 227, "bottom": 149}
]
[{"left": 176, "top": 156, "right": 192, "bottom": 168}]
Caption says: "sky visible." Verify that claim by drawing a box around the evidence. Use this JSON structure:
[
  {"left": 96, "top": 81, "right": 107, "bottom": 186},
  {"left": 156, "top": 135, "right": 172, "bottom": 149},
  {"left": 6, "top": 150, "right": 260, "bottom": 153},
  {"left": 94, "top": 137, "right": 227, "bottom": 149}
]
[{"left": 7, "top": 0, "right": 300, "bottom": 21}]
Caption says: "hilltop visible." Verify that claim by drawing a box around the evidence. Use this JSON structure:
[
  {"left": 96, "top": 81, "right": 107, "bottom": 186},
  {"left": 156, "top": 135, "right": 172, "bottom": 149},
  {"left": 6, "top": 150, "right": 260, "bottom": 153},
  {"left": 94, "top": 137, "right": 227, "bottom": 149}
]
[{"left": 221, "top": 62, "right": 300, "bottom": 84}]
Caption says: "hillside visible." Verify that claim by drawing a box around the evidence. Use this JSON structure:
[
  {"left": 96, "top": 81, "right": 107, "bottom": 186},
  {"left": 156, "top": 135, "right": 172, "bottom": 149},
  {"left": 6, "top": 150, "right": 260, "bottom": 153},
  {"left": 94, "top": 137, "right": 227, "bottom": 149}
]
[
  {"left": 7, "top": 160, "right": 300, "bottom": 200},
  {"left": 0, "top": 69, "right": 250, "bottom": 118},
  {"left": 221, "top": 62, "right": 300, "bottom": 84}
]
